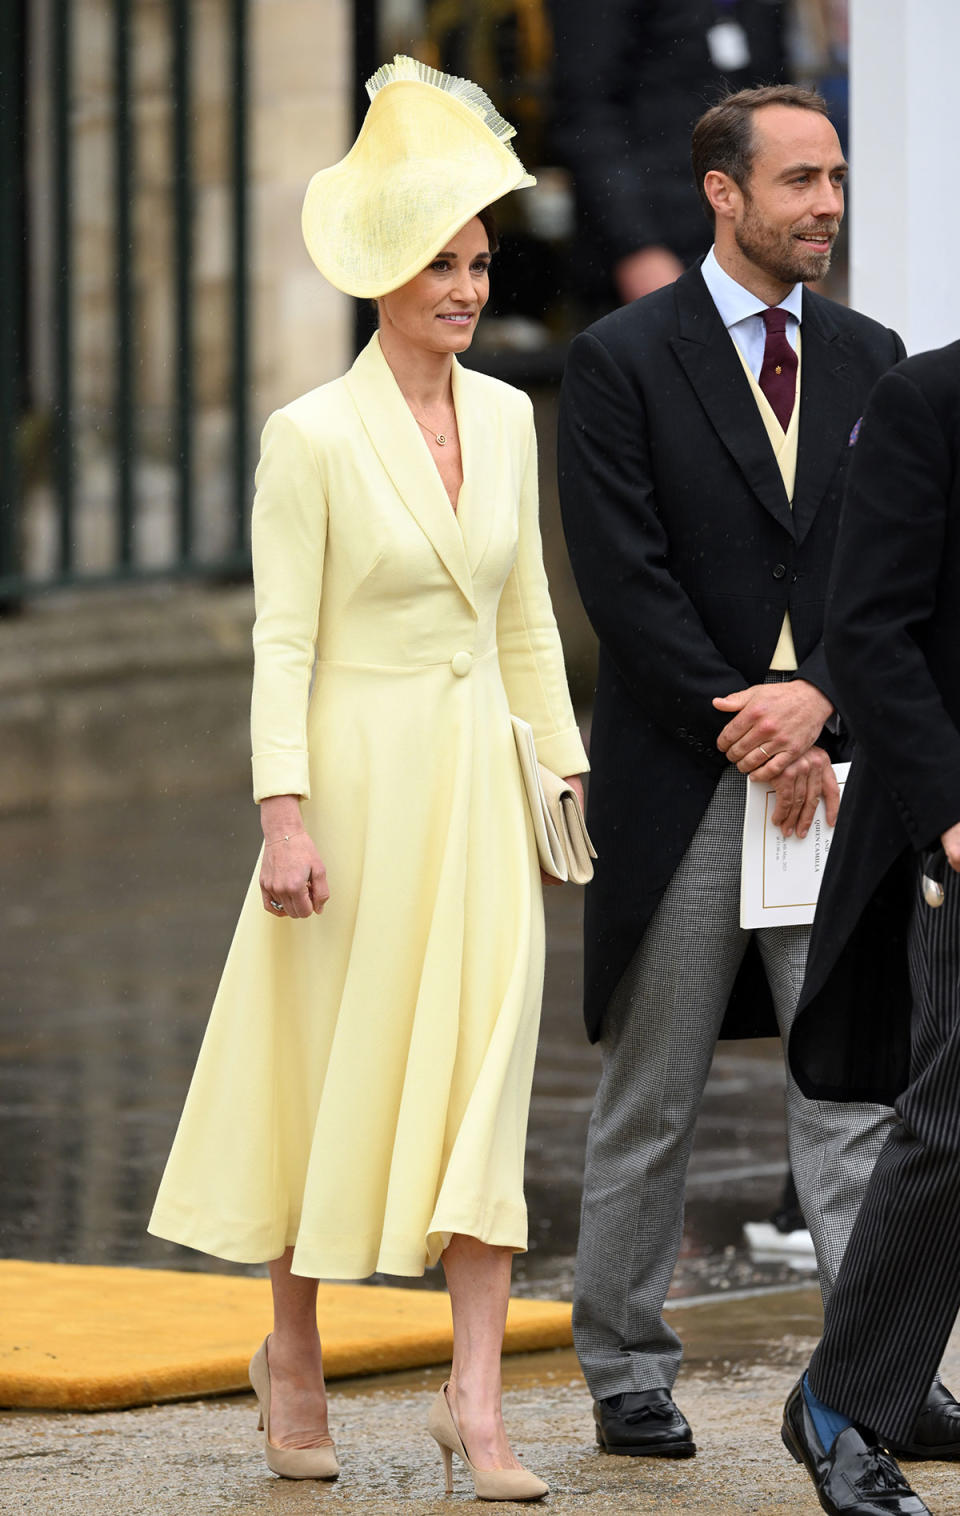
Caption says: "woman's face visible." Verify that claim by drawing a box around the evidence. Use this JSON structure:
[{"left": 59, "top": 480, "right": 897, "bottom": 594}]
[{"left": 378, "top": 217, "right": 491, "bottom": 355}]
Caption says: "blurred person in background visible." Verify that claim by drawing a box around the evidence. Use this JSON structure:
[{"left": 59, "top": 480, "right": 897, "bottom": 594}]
[{"left": 550, "top": 0, "right": 787, "bottom": 308}]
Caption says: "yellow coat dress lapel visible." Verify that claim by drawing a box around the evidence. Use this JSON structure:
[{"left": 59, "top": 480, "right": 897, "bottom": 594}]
[
  {"left": 344, "top": 334, "right": 477, "bottom": 616},
  {"left": 450, "top": 356, "right": 506, "bottom": 587}
]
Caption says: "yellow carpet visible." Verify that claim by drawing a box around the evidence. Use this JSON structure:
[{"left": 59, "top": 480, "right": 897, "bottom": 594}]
[{"left": 0, "top": 1260, "right": 573, "bottom": 1412}]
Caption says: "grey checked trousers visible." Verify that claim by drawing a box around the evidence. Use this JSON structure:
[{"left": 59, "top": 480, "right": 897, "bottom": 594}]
[{"left": 573, "top": 763, "right": 896, "bottom": 1399}]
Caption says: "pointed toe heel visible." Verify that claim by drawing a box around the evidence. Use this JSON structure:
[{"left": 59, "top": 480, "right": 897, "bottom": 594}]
[
  {"left": 427, "top": 1382, "right": 548, "bottom": 1502},
  {"left": 248, "top": 1337, "right": 339, "bottom": 1481}
]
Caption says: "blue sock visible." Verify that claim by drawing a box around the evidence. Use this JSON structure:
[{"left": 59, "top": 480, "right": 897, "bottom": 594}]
[{"left": 803, "top": 1373, "right": 853, "bottom": 1452}]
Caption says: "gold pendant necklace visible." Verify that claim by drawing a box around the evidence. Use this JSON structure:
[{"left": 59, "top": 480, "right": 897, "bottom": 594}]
[{"left": 411, "top": 413, "right": 447, "bottom": 446}]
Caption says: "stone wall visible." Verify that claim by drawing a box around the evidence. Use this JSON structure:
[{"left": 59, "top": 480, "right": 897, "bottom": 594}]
[{"left": 0, "top": 585, "right": 256, "bottom": 816}]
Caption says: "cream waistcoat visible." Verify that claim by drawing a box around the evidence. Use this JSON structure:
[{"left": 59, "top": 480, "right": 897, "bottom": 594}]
[{"left": 734, "top": 335, "right": 802, "bottom": 670}]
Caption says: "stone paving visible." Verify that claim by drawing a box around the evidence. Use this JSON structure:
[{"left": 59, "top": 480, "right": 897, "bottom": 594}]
[{"left": 5, "top": 1296, "right": 960, "bottom": 1515}]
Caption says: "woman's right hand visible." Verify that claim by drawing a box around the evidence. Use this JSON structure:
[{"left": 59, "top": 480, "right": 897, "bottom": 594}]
[{"left": 259, "top": 827, "right": 329, "bottom": 919}]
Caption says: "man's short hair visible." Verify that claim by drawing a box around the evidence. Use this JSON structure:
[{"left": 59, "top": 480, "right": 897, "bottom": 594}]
[{"left": 691, "top": 84, "right": 831, "bottom": 221}]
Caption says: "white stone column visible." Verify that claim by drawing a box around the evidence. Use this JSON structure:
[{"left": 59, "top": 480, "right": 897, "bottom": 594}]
[
  {"left": 850, "top": 0, "right": 960, "bottom": 354},
  {"left": 251, "top": 0, "right": 351, "bottom": 416}
]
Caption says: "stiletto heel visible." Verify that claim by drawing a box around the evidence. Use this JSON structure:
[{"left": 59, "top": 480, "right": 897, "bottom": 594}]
[
  {"left": 248, "top": 1336, "right": 339, "bottom": 1481},
  {"left": 427, "top": 1381, "right": 548, "bottom": 1502},
  {"left": 439, "top": 1439, "right": 454, "bottom": 1493}
]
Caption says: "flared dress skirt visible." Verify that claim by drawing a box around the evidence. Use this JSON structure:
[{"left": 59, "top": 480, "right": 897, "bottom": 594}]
[{"left": 148, "top": 648, "right": 545, "bottom": 1278}]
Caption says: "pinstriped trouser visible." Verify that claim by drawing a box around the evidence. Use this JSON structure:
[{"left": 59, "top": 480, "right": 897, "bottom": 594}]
[
  {"left": 809, "top": 861, "right": 960, "bottom": 1443},
  {"left": 573, "top": 762, "right": 897, "bottom": 1400}
]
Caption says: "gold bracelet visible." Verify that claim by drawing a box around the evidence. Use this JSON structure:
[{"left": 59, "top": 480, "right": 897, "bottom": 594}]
[{"left": 263, "top": 833, "right": 304, "bottom": 847}]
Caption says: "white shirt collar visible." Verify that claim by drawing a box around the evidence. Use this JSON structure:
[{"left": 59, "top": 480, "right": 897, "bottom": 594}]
[{"left": 700, "top": 246, "right": 804, "bottom": 330}]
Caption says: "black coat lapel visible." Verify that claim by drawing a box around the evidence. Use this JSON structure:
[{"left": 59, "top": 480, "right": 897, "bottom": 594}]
[
  {"left": 793, "top": 291, "right": 853, "bottom": 544},
  {"left": 669, "top": 267, "right": 795, "bottom": 538}
]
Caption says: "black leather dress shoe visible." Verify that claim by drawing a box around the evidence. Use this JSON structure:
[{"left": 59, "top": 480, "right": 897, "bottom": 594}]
[
  {"left": 887, "top": 1381, "right": 960, "bottom": 1460},
  {"left": 782, "top": 1379, "right": 929, "bottom": 1514},
  {"left": 594, "top": 1389, "right": 696, "bottom": 1457}
]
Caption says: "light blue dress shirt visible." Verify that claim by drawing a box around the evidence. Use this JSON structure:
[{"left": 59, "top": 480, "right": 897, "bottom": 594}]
[{"left": 700, "top": 246, "right": 803, "bottom": 379}]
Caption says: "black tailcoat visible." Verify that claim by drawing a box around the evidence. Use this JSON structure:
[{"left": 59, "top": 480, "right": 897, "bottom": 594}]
[
  {"left": 790, "top": 342, "right": 960, "bottom": 1105},
  {"left": 558, "top": 262, "right": 904, "bottom": 1041}
]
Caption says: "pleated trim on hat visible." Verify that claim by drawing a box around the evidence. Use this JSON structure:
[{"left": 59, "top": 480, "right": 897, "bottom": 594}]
[{"left": 366, "top": 54, "right": 524, "bottom": 164}]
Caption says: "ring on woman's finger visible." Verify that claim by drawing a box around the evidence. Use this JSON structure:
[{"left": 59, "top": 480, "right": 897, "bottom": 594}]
[{"left": 269, "top": 899, "right": 284, "bottom": 913}]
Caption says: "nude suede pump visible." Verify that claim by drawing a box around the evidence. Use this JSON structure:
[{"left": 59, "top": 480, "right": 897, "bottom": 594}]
[
  {"left": 248, "top": 1337, "right": 339, "bottom": 1481},
  {"left": 427, "top": 1381, "right": 548, "bottom": 1501}
]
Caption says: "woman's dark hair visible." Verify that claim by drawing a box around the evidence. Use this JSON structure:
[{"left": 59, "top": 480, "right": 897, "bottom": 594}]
[
  {"left": 477, "top": 205, "right": 499, "bottom": 255},
  {"left": 691, "top": 84, "right": 831, "bottom": 222}
]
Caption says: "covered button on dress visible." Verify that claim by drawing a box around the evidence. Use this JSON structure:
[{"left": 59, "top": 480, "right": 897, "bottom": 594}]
[{"left": 148, "top": 335, "right": 588, "bottom": 1279}]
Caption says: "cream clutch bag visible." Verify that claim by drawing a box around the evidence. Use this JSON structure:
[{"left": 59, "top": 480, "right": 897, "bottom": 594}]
[{"left": 511, "top": 715, "right": 597, "bottom": 885}]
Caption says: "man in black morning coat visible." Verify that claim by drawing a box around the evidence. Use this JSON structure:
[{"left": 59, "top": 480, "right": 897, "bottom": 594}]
[
  {"left": 780, "top": 343, "right": 960, "bottom": 1515},
  {"left": 558, "top": 85, "right": 958, "bottom": 1466}
]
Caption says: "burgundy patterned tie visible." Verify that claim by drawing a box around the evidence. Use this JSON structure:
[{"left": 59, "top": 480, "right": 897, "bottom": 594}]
[{"left": 759, "top": 307, "right": 798, "bottom": 432}]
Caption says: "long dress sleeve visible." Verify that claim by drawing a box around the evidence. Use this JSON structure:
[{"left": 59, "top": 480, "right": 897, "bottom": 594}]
[
  {"left": 249, "top": 409, "right": 329, "bottom": 802},
  {"left": 496, "top": 405, "right": 589, "bottom": 778}
]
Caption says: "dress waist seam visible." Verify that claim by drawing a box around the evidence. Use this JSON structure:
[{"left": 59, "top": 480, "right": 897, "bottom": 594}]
[{"left": 314, "top": 647, "right": 498, "bottom": 674}]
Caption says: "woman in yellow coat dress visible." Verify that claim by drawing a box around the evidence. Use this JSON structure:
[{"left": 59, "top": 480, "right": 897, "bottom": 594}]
[{"left": 149, "top": 57, "right": 588, "bottom": 1499}]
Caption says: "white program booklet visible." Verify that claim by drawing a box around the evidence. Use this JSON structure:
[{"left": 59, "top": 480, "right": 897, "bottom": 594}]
[{"left": 740, "top": 762, "right": 851, "bottom": 929}]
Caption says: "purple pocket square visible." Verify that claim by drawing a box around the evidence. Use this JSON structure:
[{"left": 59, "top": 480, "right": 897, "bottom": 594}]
[{"left": 848, "top": 417, "right": 862, "bottom": 446}]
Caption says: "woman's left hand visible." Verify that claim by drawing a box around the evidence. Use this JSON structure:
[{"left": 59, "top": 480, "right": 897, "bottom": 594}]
[
  {"left": 540, "top": 774, "right": 587, "bottom": 888},
  {"left": 565, "top": 774, "right": 585, "bottom": 809}
]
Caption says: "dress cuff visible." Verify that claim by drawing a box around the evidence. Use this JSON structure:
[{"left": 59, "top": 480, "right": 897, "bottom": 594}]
[
  {"left": 251, "top": 750, "right": 311, "bottom": 803},
  {"left": 535, "top": 726, "right": 590, "bottom": 778}
]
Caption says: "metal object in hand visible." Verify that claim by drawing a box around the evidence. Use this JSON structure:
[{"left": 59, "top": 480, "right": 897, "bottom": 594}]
[{"left": 922, "top": 847, "right": 947, "bottom": 909}]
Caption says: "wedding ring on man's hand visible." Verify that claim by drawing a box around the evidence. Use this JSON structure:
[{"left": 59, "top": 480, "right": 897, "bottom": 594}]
[
  {"left": 270, "top": 899, "right": 284, "bottom": 913},
  {"left": 759, "top": 745, "right": 770, "bottom": 757}
]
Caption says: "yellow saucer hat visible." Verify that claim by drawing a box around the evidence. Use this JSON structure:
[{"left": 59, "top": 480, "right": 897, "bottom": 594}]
[{"left": 302, "top": 55, "right": 536, "bottom": 299}]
